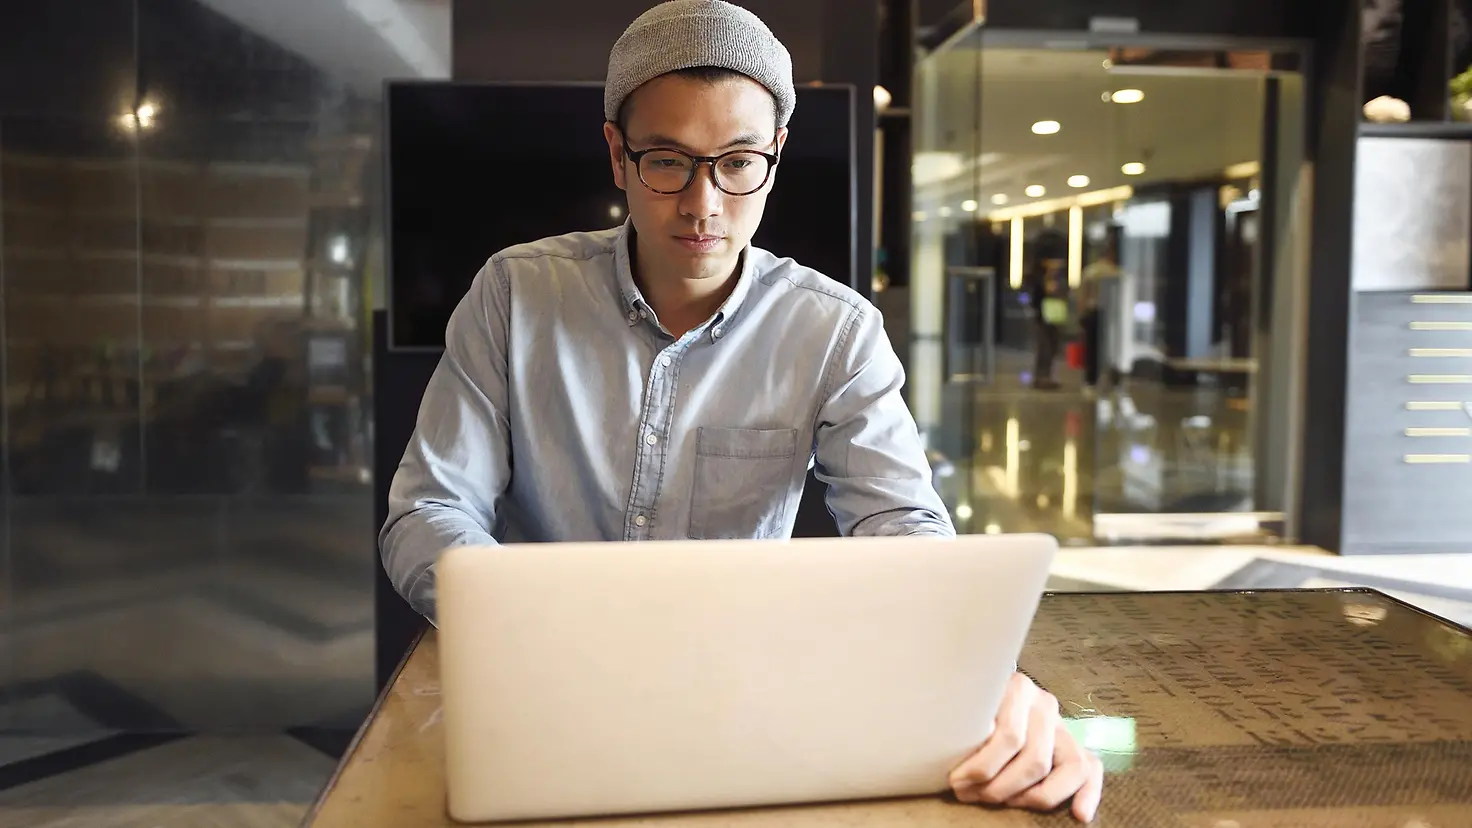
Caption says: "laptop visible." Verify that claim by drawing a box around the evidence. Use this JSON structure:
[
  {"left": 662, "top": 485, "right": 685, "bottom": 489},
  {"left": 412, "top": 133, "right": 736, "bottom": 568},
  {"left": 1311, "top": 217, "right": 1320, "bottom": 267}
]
[{"left": 435, "top": 533, "right": 1057, "bottom": 823}]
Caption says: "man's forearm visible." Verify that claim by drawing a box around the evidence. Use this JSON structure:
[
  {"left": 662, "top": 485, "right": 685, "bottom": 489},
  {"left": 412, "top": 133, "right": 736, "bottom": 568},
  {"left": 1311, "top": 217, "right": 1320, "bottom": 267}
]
[
  {"left": 380, "top": 501, "right": 497, "bottom": 624},
  {"left": 849, "top": 501, "right": 956, "bottom": 538}
]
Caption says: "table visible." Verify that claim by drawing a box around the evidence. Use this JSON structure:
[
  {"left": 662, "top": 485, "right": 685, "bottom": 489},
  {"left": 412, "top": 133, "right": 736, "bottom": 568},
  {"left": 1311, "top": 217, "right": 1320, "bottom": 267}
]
[{"left": 302, "top": 590, "right": 1472, "bottom": 826}]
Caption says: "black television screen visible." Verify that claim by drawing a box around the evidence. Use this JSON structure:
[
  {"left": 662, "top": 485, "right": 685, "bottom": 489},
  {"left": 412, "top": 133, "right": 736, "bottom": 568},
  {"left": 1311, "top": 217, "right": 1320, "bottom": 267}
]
[{"left": 386, "top": 81, "right": 855, "bottom": 351}]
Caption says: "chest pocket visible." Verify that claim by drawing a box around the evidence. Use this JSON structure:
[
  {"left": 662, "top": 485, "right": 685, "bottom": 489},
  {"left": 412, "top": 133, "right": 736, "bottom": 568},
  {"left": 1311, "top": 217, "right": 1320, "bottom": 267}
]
[{"left": 689, "top": 426, "right": 800, "bottom": 540}]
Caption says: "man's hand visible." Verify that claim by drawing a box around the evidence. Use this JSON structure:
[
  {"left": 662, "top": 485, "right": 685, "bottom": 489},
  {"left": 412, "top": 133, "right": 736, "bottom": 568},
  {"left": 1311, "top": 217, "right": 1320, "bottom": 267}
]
[{"left": 948, "top": 672, "right": 1103, "bottom": 823}]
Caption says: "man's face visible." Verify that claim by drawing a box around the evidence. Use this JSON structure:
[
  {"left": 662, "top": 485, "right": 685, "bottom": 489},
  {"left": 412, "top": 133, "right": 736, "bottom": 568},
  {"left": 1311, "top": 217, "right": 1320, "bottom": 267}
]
[{"left": 604, "top": 73, "right": 788, "bottom": 283}]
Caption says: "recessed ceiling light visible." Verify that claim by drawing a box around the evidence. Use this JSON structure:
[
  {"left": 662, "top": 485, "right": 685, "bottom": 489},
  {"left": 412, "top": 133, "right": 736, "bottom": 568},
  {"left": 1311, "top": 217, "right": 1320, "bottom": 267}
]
[
  {"left": 1031, "top": 120, "right": 1061, "bottom": 135},
  {"left": 1110, "top": 89, "right": 1145, "bottom": 104},
  {"left": 939, "top": 206, "right": 953, "bottom": 218},
  {"left": 991, "top": 194, "right": 1009, "bottom": 205},
  {"left": 1067, "top": 175, "right": 1091, "bottom": 188},
  {"left": 1025, "top": 184, "right": 1046, "bottom": 198},
  {"left": 962, "top": 199, "right": 979, "bottom": 212},
  {"left": 1121, "top": 162, "right": 1146, "bottom": 176}
]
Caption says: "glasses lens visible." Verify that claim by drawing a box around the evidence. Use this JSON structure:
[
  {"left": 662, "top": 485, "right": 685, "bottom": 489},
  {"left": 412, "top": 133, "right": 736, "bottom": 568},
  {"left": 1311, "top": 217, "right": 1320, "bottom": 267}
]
[
  {"left": 637, "top": 150, "right": 694, "bottom": 193},
  {"left": 714, "top": 151, "right": 771, "bottom": 194}
]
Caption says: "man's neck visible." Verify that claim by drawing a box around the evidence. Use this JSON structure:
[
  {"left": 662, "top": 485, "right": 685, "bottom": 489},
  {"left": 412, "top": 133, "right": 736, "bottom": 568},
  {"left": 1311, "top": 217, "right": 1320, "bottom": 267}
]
[{"left": 631, "top": 238, "right": 742, "bottom": 338}]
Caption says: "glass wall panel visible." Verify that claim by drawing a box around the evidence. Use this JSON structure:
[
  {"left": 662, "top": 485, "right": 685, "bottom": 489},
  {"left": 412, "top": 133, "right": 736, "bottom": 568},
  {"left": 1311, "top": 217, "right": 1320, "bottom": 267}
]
[
  {"left": 913, "top": 30, "right": 1303, "bottom": 544},
  {"left": 0, "top": 0, "right": 449, "bottom": 736}
]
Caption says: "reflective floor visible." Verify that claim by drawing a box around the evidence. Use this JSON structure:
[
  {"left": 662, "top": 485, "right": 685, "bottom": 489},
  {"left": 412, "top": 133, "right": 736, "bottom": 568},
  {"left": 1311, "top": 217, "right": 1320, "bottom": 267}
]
[{"left": 928, "top": 348, "right": 1265, "bottom": 545}]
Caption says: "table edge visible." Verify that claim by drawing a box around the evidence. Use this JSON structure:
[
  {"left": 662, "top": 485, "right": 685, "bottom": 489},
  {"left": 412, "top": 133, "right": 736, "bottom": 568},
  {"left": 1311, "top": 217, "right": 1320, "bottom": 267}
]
[{"left": 298, "top": 625, "right": 429, "bottom": 827}]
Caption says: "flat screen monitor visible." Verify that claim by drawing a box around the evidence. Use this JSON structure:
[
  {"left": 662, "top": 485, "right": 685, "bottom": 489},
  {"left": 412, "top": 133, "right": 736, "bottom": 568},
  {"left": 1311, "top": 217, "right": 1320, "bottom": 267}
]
[{"left": 386, "top": 81, "right": 855, "bottom": 351}]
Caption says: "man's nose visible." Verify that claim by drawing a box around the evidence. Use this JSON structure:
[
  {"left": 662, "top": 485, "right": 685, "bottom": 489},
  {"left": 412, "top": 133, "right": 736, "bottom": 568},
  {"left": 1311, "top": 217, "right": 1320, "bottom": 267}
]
[{"left": 679, "top": 164, "right": 723, "bottom": 219}]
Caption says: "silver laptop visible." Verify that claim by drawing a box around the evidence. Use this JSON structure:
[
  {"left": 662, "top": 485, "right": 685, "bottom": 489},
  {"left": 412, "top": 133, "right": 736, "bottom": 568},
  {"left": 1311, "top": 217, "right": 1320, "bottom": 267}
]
[{"left": 436, "top": 533, "right": 1057, "bottom": 823}]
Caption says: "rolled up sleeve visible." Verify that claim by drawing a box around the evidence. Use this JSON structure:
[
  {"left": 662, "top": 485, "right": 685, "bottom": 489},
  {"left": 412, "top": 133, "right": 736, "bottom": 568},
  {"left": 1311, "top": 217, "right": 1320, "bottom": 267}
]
[
  {"left": 813, "top": 302, "right": 955, "bottom": 538},
  {"left": 379, "top": 259, "right": 513, "bottom": 623}
]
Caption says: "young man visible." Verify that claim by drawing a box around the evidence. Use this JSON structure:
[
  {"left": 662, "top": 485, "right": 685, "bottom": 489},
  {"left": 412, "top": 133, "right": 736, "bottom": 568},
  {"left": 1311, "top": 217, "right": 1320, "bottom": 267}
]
[{"left": 381, "top": 0, "right": 1102, "bottom": 821}]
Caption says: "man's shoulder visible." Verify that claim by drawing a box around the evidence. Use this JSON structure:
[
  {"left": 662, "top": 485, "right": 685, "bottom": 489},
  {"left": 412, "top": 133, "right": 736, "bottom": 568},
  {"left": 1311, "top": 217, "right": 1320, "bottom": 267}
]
[
  {"left": 749, "top": 246, "right": 869, "bottom": 318},
  {"left": 488, "top": 226, "right": 620, "bottom": 275}
]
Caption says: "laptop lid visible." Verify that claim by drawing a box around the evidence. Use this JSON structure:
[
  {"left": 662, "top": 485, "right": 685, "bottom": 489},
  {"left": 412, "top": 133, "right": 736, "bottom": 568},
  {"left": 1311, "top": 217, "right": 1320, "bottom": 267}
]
[{"left": 436, "top": 533, "right": 1057, "bottom": 822}]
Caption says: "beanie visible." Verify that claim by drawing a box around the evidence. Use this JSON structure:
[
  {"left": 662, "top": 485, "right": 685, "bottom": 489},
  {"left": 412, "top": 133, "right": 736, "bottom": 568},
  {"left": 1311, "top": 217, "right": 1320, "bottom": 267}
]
[{"left": 604, "top": 0, "right": 796, "bottom": 127}]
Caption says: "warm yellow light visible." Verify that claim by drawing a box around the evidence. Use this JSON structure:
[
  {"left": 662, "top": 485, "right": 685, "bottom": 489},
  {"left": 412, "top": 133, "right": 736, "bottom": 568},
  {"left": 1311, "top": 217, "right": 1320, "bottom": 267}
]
[
  {"left": 1067, "top": 175, "right": 1090, "bottom": 188},
  {"left": 1068, "top": 206, "right": 1083, "bottom": 288},
  {"left": 1009, "top": 217, "right": 1024, "bottom": 289},
  {"left": 1025, "top": 184, "right": 1046, "bottom": 198},
  {"left": 1110, "top": 89, "right": 1144, "bottom": 104},
  {"left": 991, "top": 193, "right": 1009, "bottom": 205},
  {"left": 961, "top": 200, "right": 978, "bottom": 212},
  {"left": 988, "top": 185, "right": 1134, "bottom": 222},
  {"left": 1122, "top": 162, "right": 1146, "bottom": 176},
  {"left": 1031, "top": 120, "right": 1061, "bottom": 135}
]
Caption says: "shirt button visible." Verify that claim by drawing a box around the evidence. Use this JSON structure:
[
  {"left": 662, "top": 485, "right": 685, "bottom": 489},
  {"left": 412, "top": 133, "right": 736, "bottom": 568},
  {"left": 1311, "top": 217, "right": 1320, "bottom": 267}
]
[
  {"left": 645, "top": 433, "right": 658, "bottom": 446},
  {"left": 660, "top": 356, "right": 673, "bottom": 367},
  {"left": 634, "top": 514, "right": 648, "bottom": 527},
  {"left": 712, "top": 327, "right": 724, "bottom": 339},
  {"left": 627, "top": 310, "right": 638, "bottom": 323}
]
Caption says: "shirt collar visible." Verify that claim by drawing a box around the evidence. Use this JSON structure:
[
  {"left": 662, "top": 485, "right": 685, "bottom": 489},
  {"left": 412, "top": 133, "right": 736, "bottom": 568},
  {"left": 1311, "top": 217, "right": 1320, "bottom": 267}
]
[{"left": 614, "top": 218, "right": 755, "bottom": 336}]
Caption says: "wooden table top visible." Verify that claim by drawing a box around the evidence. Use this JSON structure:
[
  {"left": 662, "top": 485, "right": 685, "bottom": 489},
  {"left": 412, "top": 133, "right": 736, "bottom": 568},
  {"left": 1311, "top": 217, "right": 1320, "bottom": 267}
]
[{"left": 302, "top": 589, "right": 1472, "bottom": 827}]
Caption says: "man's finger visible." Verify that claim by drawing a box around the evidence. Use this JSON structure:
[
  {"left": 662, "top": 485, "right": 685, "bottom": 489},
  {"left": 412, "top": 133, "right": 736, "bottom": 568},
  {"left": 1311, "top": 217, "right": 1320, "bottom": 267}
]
[
  {"left": 974, "top": 699, "right": 1057, "bottom": 804},
  {"left": 1005, "top": 730, "right": 1104, "bottom": 823},
  {"left": 1070, "top": 753, "right": 1104, "bottom": 823},
  {"left": 949, "top": 675, "right": 1036, "bottom": 788}
]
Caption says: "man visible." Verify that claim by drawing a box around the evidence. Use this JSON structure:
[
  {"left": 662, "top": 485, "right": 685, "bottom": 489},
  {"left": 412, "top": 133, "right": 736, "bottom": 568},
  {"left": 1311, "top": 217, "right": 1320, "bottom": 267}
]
[
  {"left": 1077, "top": 239, "right": 1121, "bottom": 390},
  {"left": 381, "top": 1, "right": 1102, "bottom": 821},
  {"left": 1026, "top": 228, "right": 1069, "bottom": 390}
]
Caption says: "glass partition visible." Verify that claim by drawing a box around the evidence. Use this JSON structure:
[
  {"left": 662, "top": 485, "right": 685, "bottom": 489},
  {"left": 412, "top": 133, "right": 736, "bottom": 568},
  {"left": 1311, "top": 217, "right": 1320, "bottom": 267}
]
[{"left": 912, "top": 28, "right": 1306, "bottom": 544}]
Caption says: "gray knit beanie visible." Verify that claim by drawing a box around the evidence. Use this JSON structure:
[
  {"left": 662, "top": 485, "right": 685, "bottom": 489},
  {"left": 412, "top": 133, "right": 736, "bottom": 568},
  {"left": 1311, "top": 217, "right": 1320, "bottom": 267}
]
[{"left": 604, "top": 0, "right": 796, "bottom": 127}]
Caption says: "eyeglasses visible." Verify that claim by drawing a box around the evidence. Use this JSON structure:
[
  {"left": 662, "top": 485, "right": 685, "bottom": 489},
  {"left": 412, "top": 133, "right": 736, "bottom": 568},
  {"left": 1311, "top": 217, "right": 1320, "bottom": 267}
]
[{"left": 623, "top": 142, "right": 780, "bottom": 196}]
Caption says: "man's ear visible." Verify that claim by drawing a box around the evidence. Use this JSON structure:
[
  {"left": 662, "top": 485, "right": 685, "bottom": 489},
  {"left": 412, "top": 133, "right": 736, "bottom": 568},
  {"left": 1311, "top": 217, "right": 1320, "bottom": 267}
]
[
  {"left": 775, "top": 126, "right": 789, "bottom": 155},
  {"left": 603, "top": 121, "right": 628, "bottom": 191}
]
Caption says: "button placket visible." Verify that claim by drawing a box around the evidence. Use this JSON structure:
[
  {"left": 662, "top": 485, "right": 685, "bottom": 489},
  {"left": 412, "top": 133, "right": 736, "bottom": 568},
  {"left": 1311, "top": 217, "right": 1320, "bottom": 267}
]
[{"left": 627, "top": 341, "right": 685, "bottom": 540}]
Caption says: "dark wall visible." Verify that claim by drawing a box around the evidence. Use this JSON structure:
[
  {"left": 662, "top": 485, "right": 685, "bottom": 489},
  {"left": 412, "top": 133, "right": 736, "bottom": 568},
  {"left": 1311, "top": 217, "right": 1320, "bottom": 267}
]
[{"left": 453, "top": 1, "right": 827, "bottom": 84}]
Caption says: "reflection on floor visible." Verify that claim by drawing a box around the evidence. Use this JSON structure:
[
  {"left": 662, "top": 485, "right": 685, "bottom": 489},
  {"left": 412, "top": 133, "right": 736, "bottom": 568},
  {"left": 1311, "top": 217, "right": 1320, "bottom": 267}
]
[
  {"left": 930, "top": 348, "right": 1261, "bottom": 544},
  {"left": 0, "top": 735, "right": 334, "bottom": 828}
]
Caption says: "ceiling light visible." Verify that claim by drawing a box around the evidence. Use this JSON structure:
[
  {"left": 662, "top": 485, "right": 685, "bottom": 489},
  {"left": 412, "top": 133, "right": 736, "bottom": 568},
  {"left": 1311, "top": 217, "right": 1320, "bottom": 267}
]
[
  {"left": 1110, "top": 89, "right": 1145, "bottom": 104},
  {"left": 1031, "top": 120, "right": 1061, "bottom": 135},
  {"left": 1067, "top": 175, "right": 1091, "bottom": 188},
  {"left": 991, "top": 194, "right": 1009, "bottom": 205},
  {"left": 1121, "top": 162, "right": 1146, "bottom": 176},
  {"left": 913, "top": 210, "right": 927, "bottom": 221},
  {"left": 1025, "top": 185, "right": 1046, "bottom": 198},
  {"left": 962, "top": 199, "right": 978, "bottom": 212},
  {"left": 939, "top": 206, "right": 953, "bottom": 218}
]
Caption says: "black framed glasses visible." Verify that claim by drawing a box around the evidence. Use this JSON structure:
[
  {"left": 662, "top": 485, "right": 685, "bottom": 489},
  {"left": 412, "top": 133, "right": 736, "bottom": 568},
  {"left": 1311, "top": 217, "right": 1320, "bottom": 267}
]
[{"left": 623, "top": 143, "right": 780, "bottom": 196}]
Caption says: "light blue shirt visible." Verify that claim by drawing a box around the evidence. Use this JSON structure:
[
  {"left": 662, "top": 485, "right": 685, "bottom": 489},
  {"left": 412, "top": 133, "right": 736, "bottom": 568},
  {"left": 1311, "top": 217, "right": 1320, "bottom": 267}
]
[{"left": 381, "top": 220, "right": 954, "bottom": 620}]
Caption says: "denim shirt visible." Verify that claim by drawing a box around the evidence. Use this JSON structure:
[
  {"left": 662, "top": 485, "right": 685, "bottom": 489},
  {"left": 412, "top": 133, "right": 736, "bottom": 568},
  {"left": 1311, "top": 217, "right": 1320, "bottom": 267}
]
[{"left": 381, "top": 220, "right": 954, "bottom": 621}]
